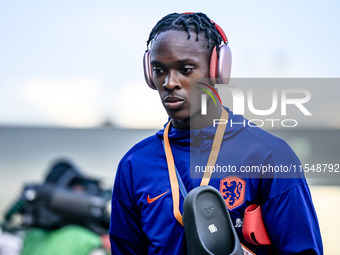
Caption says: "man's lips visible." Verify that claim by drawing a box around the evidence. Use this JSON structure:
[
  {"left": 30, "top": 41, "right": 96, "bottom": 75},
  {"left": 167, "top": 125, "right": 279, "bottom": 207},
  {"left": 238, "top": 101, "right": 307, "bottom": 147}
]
[{"left": 163, "top": 96, "right": 184, "bottom": 110}]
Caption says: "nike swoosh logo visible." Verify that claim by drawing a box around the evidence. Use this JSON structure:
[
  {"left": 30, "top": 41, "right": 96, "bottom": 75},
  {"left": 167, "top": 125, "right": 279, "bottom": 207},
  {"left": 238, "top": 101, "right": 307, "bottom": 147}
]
[{"left": 147, "top": 191, "right": 169, "bottom": 203}]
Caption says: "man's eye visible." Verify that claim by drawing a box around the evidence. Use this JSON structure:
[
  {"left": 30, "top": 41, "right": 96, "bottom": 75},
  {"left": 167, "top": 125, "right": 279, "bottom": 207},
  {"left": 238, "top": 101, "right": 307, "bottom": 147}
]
[
  {"left": 153, "top": 67, "right": 164, "bottom": 74},
  {"left": 181, "top": 67, "right": 194, "bottom": 74}
]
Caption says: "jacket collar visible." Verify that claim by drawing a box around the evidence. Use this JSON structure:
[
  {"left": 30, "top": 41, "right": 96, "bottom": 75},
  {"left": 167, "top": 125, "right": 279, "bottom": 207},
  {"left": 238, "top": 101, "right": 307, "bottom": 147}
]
[{"left": 156, "top": 108, "right": 247, "bottom": 149}]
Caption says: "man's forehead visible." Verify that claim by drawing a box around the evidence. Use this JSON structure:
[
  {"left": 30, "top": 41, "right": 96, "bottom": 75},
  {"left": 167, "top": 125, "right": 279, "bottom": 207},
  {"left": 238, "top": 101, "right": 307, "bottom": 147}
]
[{"left": 150, "top": 30, "right": 209, "bottom": 52}]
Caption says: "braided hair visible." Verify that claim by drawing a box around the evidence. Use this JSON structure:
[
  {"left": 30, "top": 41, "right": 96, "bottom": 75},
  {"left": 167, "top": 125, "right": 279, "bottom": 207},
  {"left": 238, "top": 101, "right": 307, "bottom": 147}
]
[{"left": 146, "top": 12, "right": 223, "bottom": 53}]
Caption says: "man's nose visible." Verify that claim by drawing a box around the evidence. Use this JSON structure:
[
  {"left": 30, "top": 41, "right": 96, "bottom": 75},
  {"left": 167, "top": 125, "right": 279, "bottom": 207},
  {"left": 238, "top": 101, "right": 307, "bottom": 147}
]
[{"left": 163, "top": 70, "right": 181, "bottom": 90}]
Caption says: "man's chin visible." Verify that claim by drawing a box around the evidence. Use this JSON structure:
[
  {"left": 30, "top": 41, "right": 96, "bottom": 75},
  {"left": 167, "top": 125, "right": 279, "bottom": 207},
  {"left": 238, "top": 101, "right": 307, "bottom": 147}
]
[{"left": 166, "top": 108, "right": 188, "bottom": 119}]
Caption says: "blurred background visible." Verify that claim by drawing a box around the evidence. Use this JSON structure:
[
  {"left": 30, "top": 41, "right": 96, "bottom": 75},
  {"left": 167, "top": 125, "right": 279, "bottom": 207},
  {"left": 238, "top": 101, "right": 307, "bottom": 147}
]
[{"left": 1, "top": 0, "right": 339, "bottom": 254}]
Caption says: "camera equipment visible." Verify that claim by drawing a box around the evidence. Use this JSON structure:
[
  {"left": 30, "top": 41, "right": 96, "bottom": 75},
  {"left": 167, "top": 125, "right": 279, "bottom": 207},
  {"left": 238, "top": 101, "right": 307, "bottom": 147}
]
[{"left": 3, "top": 161, "right": 111, "bottom": 235}]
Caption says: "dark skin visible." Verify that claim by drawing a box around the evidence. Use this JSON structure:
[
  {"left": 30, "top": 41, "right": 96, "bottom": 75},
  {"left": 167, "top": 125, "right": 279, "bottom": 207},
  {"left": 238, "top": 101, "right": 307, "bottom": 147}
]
[{"left": 150, "top": 30, "right": 226, "bottom": 130}]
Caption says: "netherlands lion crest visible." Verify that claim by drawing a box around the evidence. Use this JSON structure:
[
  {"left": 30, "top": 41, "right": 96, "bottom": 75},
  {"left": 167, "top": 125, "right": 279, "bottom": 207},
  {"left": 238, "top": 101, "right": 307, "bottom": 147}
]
[{"left": 220, "top": 176, "right": 246, "bottom": 210}]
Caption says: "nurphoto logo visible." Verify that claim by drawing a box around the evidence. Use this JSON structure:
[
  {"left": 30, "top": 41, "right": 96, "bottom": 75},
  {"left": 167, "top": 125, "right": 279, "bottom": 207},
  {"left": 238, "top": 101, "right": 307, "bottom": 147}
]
[{"left": 198, "top": 82, "right": 312, "bottom": 128}]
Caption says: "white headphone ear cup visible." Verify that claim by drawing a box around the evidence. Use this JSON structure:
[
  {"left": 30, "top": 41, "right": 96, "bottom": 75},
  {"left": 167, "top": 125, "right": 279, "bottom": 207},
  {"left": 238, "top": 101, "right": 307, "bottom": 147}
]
[
  {"left": 143, "top": 50, "right": 157, "bottom": 90},
  {"left": 216, "top": 45, "right": 232, "bottom": 84}
]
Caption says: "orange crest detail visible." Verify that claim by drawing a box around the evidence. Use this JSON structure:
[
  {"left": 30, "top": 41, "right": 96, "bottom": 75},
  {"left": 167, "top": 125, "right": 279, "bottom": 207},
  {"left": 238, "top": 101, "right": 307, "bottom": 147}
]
[{"left": 220, "top": 176, "right": 246, "bottom": 210}]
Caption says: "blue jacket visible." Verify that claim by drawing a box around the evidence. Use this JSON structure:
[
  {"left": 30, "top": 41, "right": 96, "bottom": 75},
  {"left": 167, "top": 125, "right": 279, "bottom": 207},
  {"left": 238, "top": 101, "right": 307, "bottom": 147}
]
[{"left": 110, "top": 109, "right": 323, "bottom": 254}]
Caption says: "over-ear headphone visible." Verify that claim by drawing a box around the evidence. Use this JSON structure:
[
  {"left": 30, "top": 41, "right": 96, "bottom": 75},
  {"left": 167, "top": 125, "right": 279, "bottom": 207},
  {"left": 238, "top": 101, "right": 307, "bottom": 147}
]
[{"left": 143, "top": 12, "right": 232, "bottom": 90}]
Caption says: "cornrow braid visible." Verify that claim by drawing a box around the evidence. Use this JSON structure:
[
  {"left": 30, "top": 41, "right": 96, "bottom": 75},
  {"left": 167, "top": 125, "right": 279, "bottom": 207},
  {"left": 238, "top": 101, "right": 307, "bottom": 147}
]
[{"left": 146, "top": 12, "right": 223, "bottom": 53}]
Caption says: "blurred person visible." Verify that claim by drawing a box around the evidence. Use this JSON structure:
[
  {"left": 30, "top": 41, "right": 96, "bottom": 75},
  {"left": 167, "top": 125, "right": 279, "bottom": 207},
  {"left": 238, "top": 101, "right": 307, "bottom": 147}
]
[
  {"left": 1, "top": 160, "right": 111, "bottom": 255},
  {"left": 109, "top": 12, "right": 323, "bottom": 254}
]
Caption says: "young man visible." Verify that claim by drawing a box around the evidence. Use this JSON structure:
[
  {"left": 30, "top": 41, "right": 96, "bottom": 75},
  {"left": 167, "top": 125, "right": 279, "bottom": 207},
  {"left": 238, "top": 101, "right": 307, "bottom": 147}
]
[{"left": 110, "top": 12, "right": 323, "bottom": 254}]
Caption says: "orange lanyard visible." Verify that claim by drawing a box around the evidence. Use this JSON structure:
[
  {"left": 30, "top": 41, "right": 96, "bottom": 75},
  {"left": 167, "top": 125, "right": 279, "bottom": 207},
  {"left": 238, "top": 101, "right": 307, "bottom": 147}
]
[{"left": 163, "top": 108, "right": 228, "bottom": 226}]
